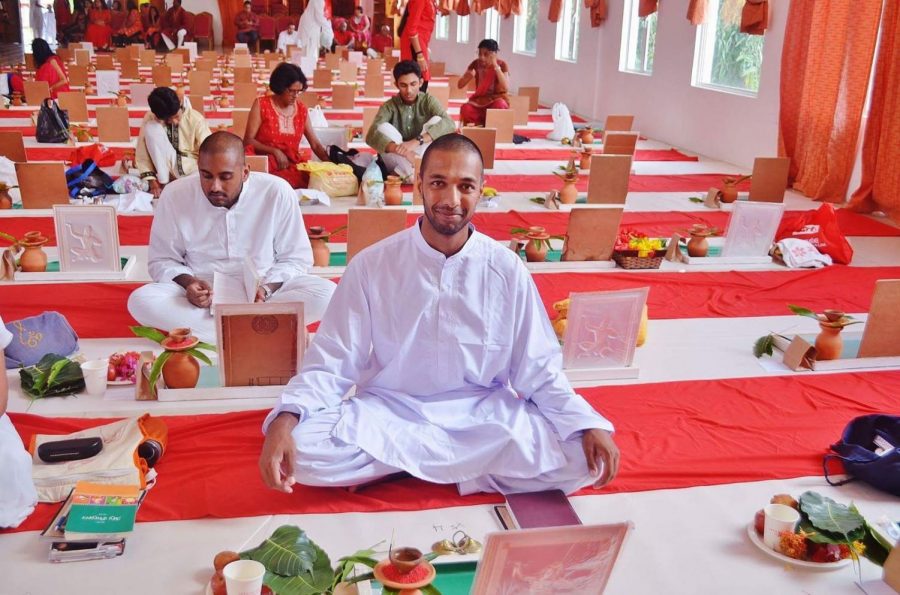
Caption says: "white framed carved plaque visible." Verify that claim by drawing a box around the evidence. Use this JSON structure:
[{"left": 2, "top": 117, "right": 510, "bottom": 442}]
[
  {"left": 721, "top": 201, "right": 784, "bottom": 257},
  {"left": 53, "top": 204, "right": 122, "bottom": 273},
  {"left": 561, "top": 287, "right": 648, "bottom": 370}
]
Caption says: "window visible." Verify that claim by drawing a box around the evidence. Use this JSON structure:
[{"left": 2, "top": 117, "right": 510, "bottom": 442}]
[
  {"left": 619, "top": 0, "right": 657, "bottom": 74},
  {"left": 435, "top": 14, "right": 450, "bottom": 40},
  {"left": 457, "top": 15, "right": 470, "bottom": 44},
  {"left": 692, "top": 0, "right": 765, "bottom": 95},
  {"left": 513, "top": 0, "right": 539, "bottom": 56},
  {"left": 485, "top": 8, "right": 500, "bottom": 43},
  {"left": 554, "top": 0, "right": 580, "bottom": 62}
]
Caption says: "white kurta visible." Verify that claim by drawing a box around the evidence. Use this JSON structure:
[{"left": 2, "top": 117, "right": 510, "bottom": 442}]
[
  {"left": 277, "top": 30, "right": 302, "bottom": 53},
  {"left": 128, "top": 172, "right": 336, "bottom": 341},
  {"left": 265, "top": 223, "right": 613, "bottom": 489},
  {"left": 298, "top": 0, "right": 327, "bottom": 60}
]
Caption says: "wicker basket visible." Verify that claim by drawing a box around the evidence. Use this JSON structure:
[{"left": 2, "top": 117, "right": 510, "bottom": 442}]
[{"left": 613, "top": 250, "right": 665, "bottom": 270}]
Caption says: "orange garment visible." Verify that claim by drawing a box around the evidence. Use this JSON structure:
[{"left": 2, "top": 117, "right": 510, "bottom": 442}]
[
  {"left": 847, "top": 0, "right": 900, "bottom": 223},
  {"left": 638, "top": 0, "right": 657, "bottom": 17},
  {"left": 548, "top": 0, "right": 561, "bottom": 22},
  {"left": 740, "top": 0, "right": 768, "bottom": 35},
  {"left": 456, "top": 0, "right": 470, "bottom": 16},
  {"left": 778, "top": 0, "right": 883, "bottom": 203},
  {"left": 590, "top": 0, "right": 608, "bottom": 27},
  {"left": 120, "top": 8, "right": 142, "bottom": 37},
  {"left": 35, "top": 56, "right": 70, "bottom": 99},
  {"left": 84, "top": 8, "right": 113, "bottom": 48},
  {"left": 687, "top": 0, "right": 706, "bottom": 25}
]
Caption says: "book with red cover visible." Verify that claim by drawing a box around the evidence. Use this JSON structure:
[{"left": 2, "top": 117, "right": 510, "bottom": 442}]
[{"left": 504, "top": 489, "right": 582, "bottom": 529}]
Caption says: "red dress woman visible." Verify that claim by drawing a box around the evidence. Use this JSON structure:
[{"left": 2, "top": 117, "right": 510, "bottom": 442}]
[
  {"left": 458, "top": 40, "right": 510, "bottom": 126},
  {"left": 33, "top": 39, "right": 70, "bottom": 99},
  {"left": 399, "top": 0, "right": 435, "bottom": 89},
  {"left": 84, "top": 0, "right": 113, "bottom": 49},
  {"left": 244, "top": 64, "right": 330, "bottom": 189}
]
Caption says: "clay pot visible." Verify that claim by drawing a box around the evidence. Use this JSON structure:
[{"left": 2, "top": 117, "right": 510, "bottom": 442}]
[
  {"left": 10, "top": 93, "right": 22, "bottom": 107},
  {"left": 524, "top": 233, "right": 549, "bottom": 262},
  {"left": 217, "top": 95, "right": 231, "bottom": 108},
  {"left": 117, "top": 94, "right": 128, "bottom": 107},
  {"left": 719, "top": 182, "right": 738, "bottom": 204},
  {"left": 19, "top": 232, "right": 49, "bottom": 272},
  {"left": 687, "top": 233, "right": 709, "bottom": 257},
  {"left": 84, "top": 82, "right": 95, "bottom": 95},
  {"left": 308, "top": 226, "right": 331, "bottom": 266},
  {"left": 0, "top": 190, "right": 12, "bottom": 209},
  {"left": 384, "top": 175, "right": 403, "bottom": 206},
  {"left": 389, "top": 548, "right": 424, "bottom": 575},
  {"left": 161, "top": 351, "right": 200, "bottom": 389},
  {"left": 577, "top": 127, "right": 594, "bottom": 145},
  {"left": 815, "top": 323, "right": 844, "bottom": 361},
  {"left": 579, "top": 149, "right": 592, "bottom": 170},
  {"left": 822, "top": 309, "right": 845, "bottom": 323},
  {"left": 559, "top": 178, "right": 578, "bottom": 204}
]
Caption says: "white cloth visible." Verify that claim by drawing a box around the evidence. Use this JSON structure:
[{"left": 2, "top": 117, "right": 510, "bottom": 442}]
[
  {"left": 265, "top": 223, "right": 613, "bottom": 493},
  {"left": 42, "top": 7, "right": 56, "bottom": 46},
  {"left": 776, "top": 238, "right": 833, "bottom": 269},
  {"left": 142, "top": 118, "right": 179, "bottom": 184},
  {"left": 129, "top": 172, "right": 335, "bottom": 341},
  {"left": 0, "top": 316, "right": 38, "bottom": 528},
  {"left": 128, "top": 274, "right": 336, "bottom": 343},
  {"left": 277, "top": 29, "right": 302, "bottom": 53},
  {"left": 161, "top": 28, "right": 187, "bottom": 50},
  {"left": 377, "top": 116, "right": 442, "bottom": 179},
  {"left": 298, "top": 0, "right": 327, "bottom": 60},
  {"left": 30, "top": 0, "right": 43, "bottom": 38}
]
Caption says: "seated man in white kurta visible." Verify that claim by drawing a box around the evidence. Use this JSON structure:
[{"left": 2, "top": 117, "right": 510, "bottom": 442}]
[
  {"left": 128, "top": 132, "right": 337, "bottom": 343},
  {"left": 260, "top": 134, "right": 620, "bottom": 496}
]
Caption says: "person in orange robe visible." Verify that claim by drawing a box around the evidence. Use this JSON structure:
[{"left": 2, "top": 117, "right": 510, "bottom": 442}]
[
  {"left": 399, "top": 0, "right": 435, "bottom": 92},
  {"left": 84, "top": 0, "right": 113, "bottom": 49}
]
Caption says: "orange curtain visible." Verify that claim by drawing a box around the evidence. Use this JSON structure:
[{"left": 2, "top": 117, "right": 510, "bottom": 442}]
[
  {"left": 218, "top": 0, "right": 243, "bottom": 47},
  {"left": 638, "top": 0, "right": 657, "bottom": 18},
  {"left": 740, "top": 0, "right": 767, "bottom": 35},
  {"left": 778, "top": 1, "right": 883, "bottom": 203},
  {"left": 548, "top": 0, "right": 562, "bottom": 22},
  {"left": 589, "top": 0, "right": 608, "bottom": 27},
  {"left": 687, "top": 0, "right": 706, "bottom": 24},
  {"left": 847, "top": 0, "right": 900, "bottom": 222}
]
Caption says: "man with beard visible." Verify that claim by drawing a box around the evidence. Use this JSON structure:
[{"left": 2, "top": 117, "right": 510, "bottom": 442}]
[
  {"left": 259, "top": 134, "right": 619, "bottom": 496},
  {"left": 127, "top": 132, "right": 336, "bottom": 343}
]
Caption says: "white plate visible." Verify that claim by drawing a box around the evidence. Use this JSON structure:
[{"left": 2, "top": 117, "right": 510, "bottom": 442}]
[{"left": 745, "top": 523, "right": 851, "bottom": 570}]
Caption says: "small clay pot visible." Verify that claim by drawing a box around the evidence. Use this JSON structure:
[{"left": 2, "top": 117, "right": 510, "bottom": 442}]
[
  {"left": 719, "top": 183, "right": 738, "bottom": 204},
  {"left": 577, "top": 127, "right": 594, "bottom": 145},
  {"left": 19, "top": 232, "right": 49, "bottom": 272},
  {"left": 11, "top": 93, "right": 23, "bottom": 107},
  {"left": 84, "top": 82, "right": 95, "bottom": 95},
  {"left": 524, "top": 233, "right": 549, "bottom": 262},
  {"left": 687, "top": 233, "right": 709, "bottom": 257},
  {"left": 389, "top": 547, "right": 424, "bottom": 575},
  {"left": 162, "top": 351, "right": 200, "bottom": 389},
  {"left": 815, "top": 322, "right": 843, "bottom": 361},
  {"left": 384, "top": 175, "right": 403, "bottom": 206},
  {"left": 579, "top": 149, "right": 592, "bottom": 170},
  {"left": 217, "top": 95, "right": 231, "bottom": 108},
  {"left": 116, "top": 94, "right": 128, "bottom": 107},
  {"left": 822, "top": 310, "right": 845, "bottom": 323},
  {"left": 559, "top": 179, "right": 578, "bottom": 204},
  {"left": 0, "top": 190, "right": 12, "bottom": 209}
]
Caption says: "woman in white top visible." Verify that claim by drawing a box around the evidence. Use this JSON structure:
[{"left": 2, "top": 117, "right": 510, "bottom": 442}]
[{"left": 0, "top": 316, "right": 39, "bottom": 529}]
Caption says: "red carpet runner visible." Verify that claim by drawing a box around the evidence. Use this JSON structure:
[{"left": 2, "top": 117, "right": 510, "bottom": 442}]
[
  {"left": 3, "top": 267, "right": 899, "bottom": 338},
  {"left": 5, "top": 369, "right": 898, "bottom": 534}
]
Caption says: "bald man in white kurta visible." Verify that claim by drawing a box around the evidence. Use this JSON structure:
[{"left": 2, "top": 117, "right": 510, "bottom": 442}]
[{"left": 262, "top": 221, "right": 616, "bottom": 495}]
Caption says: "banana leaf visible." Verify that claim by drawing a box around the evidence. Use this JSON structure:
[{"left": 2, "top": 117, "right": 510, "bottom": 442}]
[
  {"left": 19, "top": 353, "right": 85, "bottom": 398},
  {"left": 241, "top": 526, "right": 333, "bottom": 595}
]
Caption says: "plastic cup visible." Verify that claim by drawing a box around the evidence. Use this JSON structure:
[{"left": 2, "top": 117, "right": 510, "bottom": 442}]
[
  {"left": 80, "top": 359, "right": 109, "bottom": 397},
  {"left": 223, "top": 559, "right": 265, "bottom": 595},
  {"left": 763, "top": 503, "right": 800, "bottom": 550}
]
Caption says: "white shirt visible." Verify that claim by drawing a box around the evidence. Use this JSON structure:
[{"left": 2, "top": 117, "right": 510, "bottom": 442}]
[
  {"left": 266, "top": 223, "right": 613, "bottom": 483},
  {"left": 277, "top": 29, "right": 302, "bottom": 53},
  {"left": 148, "top": 172, "right": 313, "bottom": 285}
]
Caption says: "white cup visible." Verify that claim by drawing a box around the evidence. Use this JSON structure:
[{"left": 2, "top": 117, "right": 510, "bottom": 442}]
[
  {"left": 763, "top": 503, "right": 800, "bottom": 550},
  {"left": 223, "top": 559, "right": 265, "bottom": 595},
  {"left": 80, "top": 359, "right": 109, "bottom": 397}
]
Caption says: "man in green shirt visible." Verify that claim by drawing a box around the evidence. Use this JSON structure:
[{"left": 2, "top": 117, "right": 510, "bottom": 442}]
[{"left": 365, "top": 60, "right": 456, "bottom": 180}]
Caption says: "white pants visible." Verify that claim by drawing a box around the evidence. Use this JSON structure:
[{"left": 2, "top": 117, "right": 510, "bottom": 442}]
[
  {"left": 143, "top": 119, "right": 179, "bottom": 184},
  {"left": 127, "top": 275, "right": 337, "bottom": 343},
  {"left": 377, "top": 116, "right": 442, "bottom": 180},
  {"left": 290, "top": 407, "right": 596, "bottom": 496},
  {"left": 0, "top": 414, "right": 37, "bottom": 529},
  {"left": 161, "top": 28, "right": 187, "bottom": 50}
]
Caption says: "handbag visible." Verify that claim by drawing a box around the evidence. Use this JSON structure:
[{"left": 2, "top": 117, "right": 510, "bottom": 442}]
[
  {"left": 4, "top": 311, "right": 79, "bottom": 368},
  {"left": 65, "top": 158, "right": 116, "bottom": 198},
  {"left": 35, "top": 98, "right": 71, "bottom": 144},
  {"left": 824, "top": 414, "right": 900, "bottom": 497}
]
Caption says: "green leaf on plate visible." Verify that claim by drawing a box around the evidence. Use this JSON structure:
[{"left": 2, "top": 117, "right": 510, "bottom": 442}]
[
  {"left": 861, "top": 520, "right": 891, "bottom": 567},
  {"left": 263, "top": 566, "right": 334, "bottom": 595},
  {"left": 799, "top": 491, "right": 865, "bottom": 537},
  {"left": 688, "top": 196, "right": 704, "bottom": 203},
  {"left": 242, "top": 525, "right": 331, "bottom": 578},
  {"left": 753, "top": 334, "right": 775, "bottom": 358}
]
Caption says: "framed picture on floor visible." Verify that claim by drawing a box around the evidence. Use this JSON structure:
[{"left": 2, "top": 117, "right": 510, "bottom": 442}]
[
  {"left": 561, "top": 288, "right": 648, "bottom": 370},
  {"left": 471, "top": 523, "right": 633, "bottom": 595},
  {"left": 53, "top": 205, "right": 122, "bottom": 273}
]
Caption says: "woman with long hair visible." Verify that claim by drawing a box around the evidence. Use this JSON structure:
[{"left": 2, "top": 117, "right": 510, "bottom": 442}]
[
  {"left": 244, "top": 63, "right": 330, "bottom": 188},
  {"left": 84, "top": 0, "right": 112, "bottom": 49},
  {"left": 112, "top": 0, "right": 141, "bottom": 45},
  {"left": 142, "top": 4, "right": 161, "bottom": 49},
  {"left": 60, "top": 0, "right": 89, "bottom": 44},
  {"left": 32, "top": 38, "right": 70, "bottom": 98}
]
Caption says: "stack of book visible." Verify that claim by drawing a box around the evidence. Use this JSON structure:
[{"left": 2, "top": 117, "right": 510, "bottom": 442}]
[{"left": 41, "top": 482, "right": 146, "bottom": 563}]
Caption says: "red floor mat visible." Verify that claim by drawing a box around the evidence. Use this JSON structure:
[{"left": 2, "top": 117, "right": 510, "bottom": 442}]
[
  {"left": 492, "top": 148, "right": 698, "bottom": 161},
  {"left": 483, "top": 172, "right": 751, "bottom": 193},
  {"left": 5, "top": 369, "right": 897, "bottom": 534},
  {"left": 3, "top": 266, "right": 900, "bottom": 338}
]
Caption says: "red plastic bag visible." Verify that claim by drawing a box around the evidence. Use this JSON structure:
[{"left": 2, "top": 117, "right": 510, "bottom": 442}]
[
  {"left": 776, "top": 204, "right": 853, "bottom": 265},
  {"left": 69, "top": 143, "right": 117, "bottom": 167}
]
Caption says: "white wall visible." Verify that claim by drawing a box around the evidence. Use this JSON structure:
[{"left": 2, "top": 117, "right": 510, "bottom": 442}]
[{"left": 430, "top": 0, "right": 786, "bottom": 169}]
